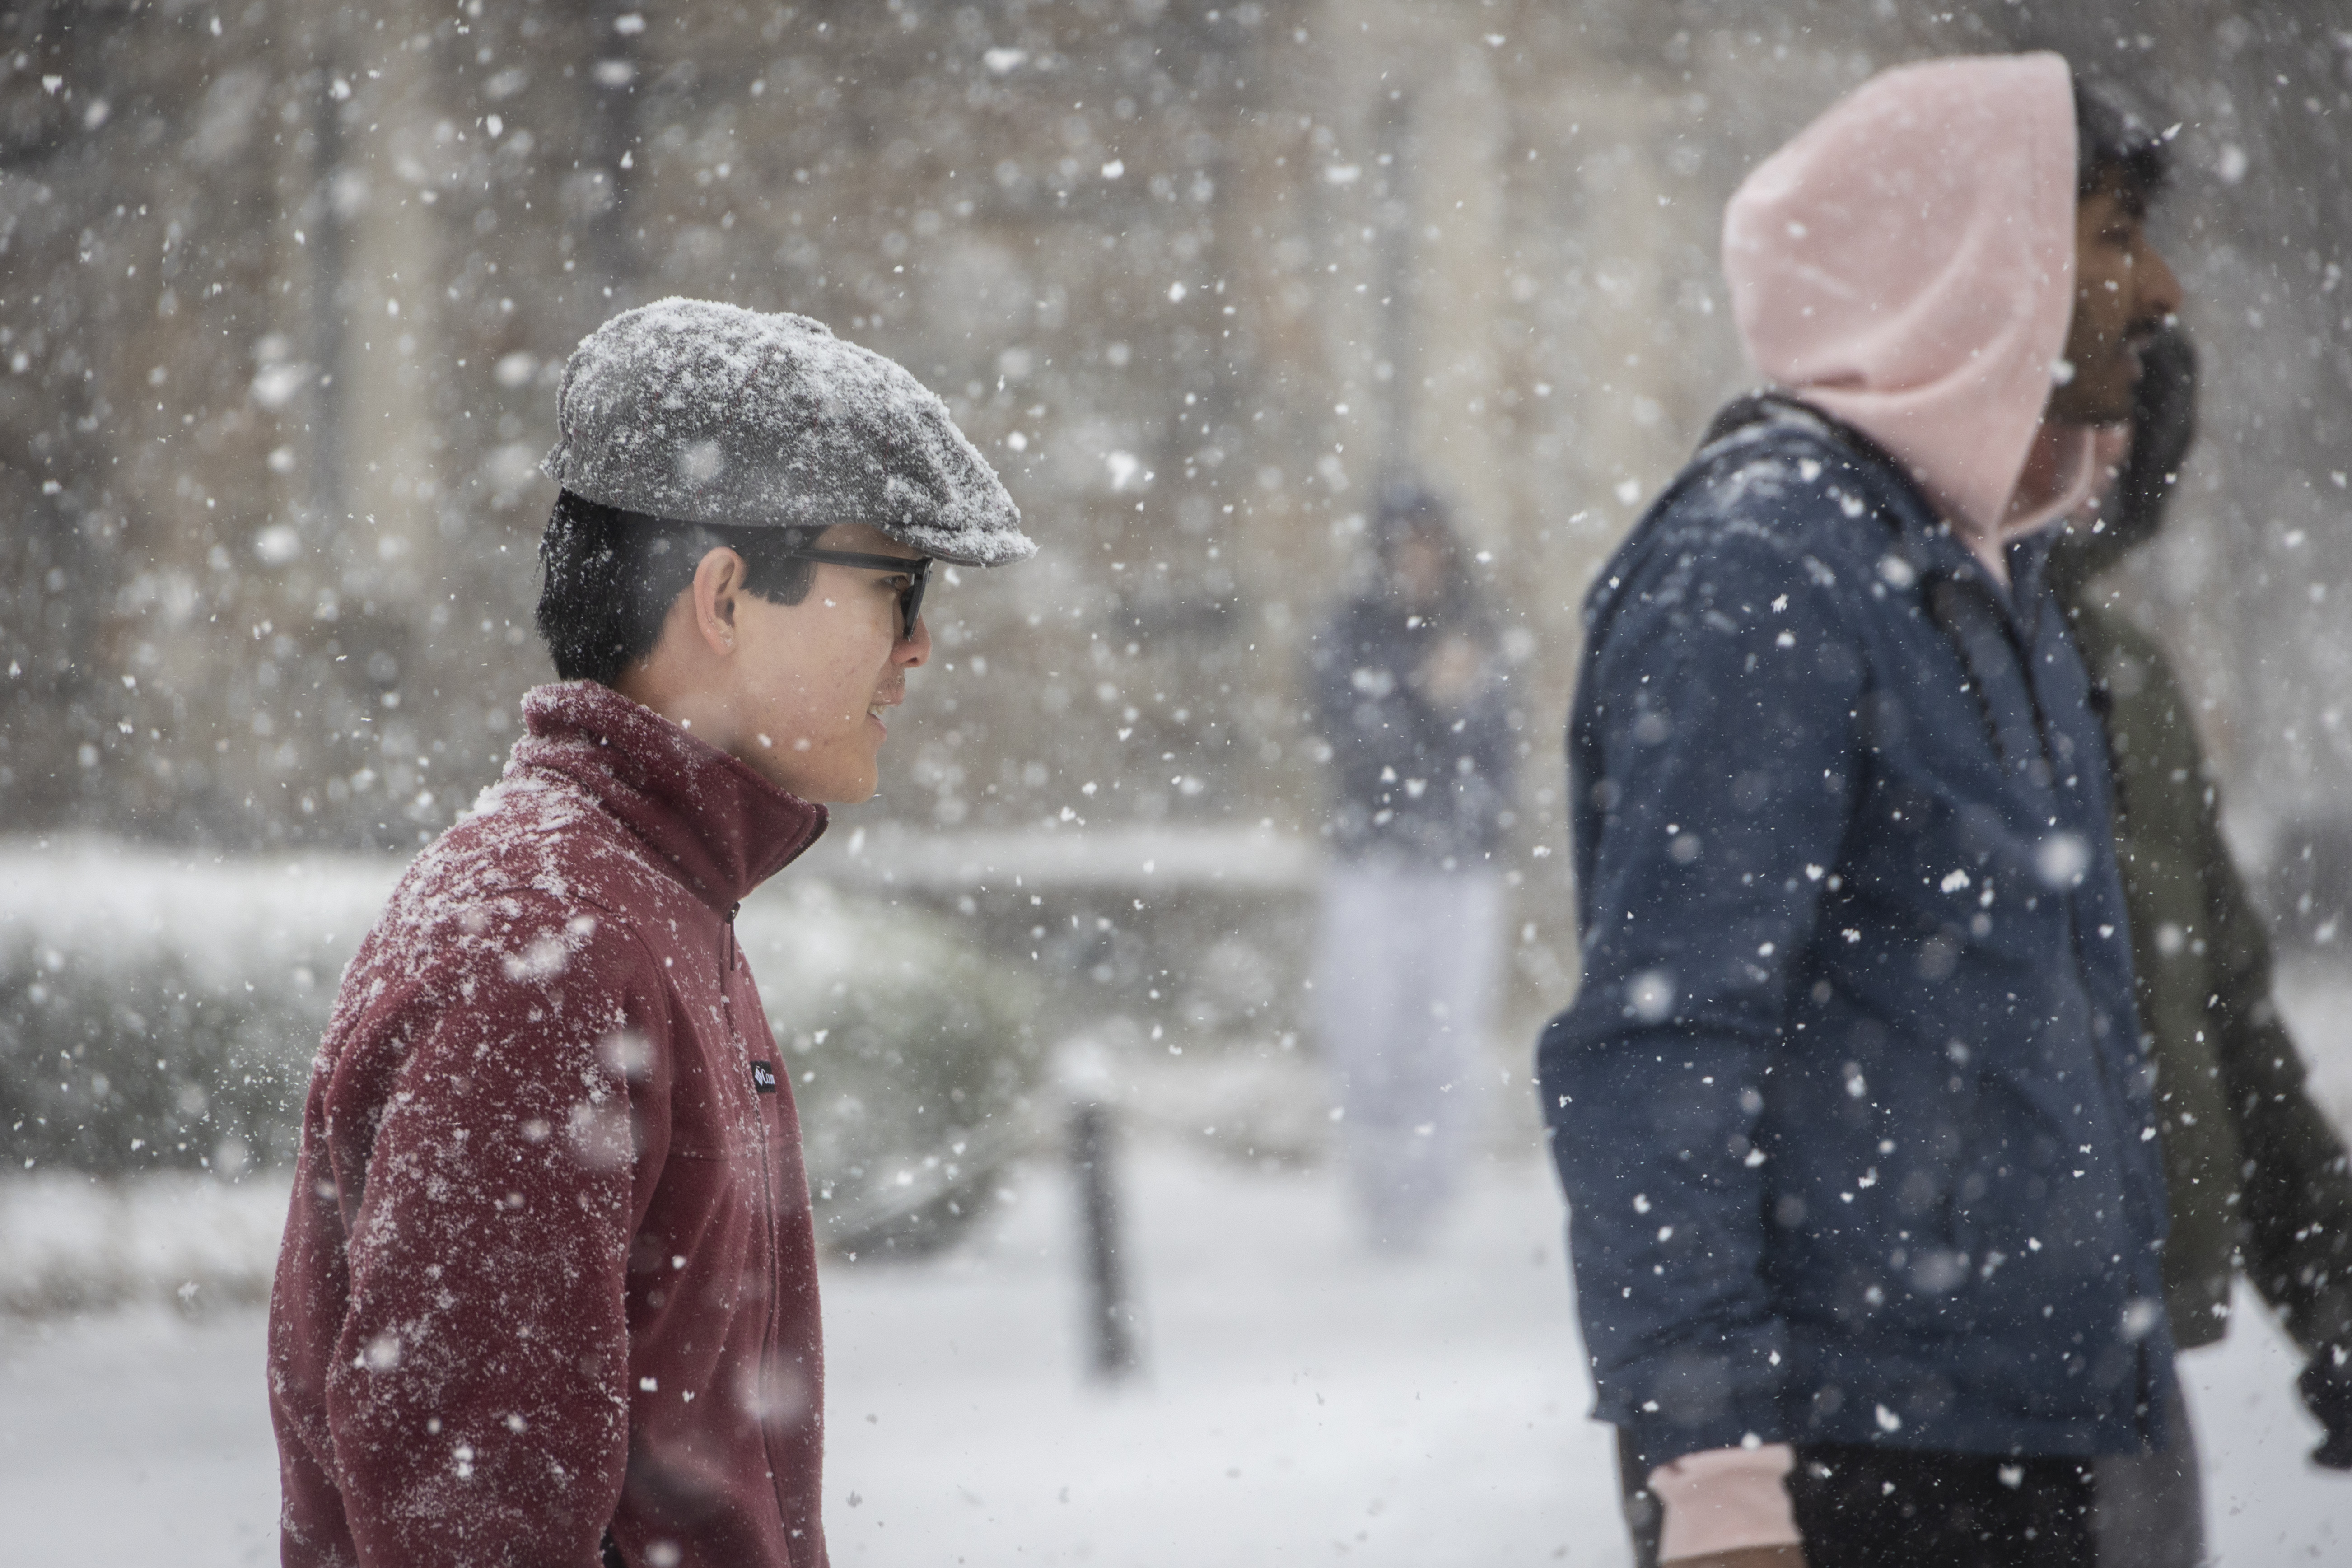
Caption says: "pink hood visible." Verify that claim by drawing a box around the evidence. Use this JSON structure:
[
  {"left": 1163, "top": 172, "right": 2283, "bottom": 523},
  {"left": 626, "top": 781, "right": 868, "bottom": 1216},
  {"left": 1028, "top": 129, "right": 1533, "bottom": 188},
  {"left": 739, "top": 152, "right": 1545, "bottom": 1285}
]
[{"left": 1723, "top": 53, "right": 2105, "bottom": 576}]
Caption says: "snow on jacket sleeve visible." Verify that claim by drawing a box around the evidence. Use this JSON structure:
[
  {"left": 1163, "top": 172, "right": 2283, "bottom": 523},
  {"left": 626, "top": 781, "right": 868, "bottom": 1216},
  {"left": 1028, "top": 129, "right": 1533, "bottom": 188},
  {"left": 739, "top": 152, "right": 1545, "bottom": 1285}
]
[
  {"left": 1538, "top": 520, "right": 1867, "bottom": 1469},
  {"left": 303, "top": 897, "right": 671, "bottom": 1567}
]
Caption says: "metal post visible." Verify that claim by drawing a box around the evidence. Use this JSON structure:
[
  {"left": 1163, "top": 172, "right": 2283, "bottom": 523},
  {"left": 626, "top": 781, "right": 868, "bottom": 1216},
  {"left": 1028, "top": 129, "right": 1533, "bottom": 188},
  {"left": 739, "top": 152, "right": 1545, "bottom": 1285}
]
[{"left": 1069, "top": 1100, "right": 1138, "bottom": 1379}]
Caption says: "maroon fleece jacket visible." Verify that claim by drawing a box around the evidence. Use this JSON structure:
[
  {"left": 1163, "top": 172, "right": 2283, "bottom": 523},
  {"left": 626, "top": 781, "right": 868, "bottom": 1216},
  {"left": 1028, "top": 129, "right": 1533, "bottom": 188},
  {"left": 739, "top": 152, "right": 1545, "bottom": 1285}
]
[{"left": 269, "top": 681, "right": 831, "bottom": 1568}]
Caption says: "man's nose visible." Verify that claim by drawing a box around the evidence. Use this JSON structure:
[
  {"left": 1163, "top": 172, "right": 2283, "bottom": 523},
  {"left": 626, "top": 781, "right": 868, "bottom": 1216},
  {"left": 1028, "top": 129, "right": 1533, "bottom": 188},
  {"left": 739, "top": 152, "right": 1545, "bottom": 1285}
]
[
  {"left": 2139, "top": 238, "right": 2184, "bottom": 321},
  {"left": 897, "top": 613, "right": 931, "bottom": 667}
]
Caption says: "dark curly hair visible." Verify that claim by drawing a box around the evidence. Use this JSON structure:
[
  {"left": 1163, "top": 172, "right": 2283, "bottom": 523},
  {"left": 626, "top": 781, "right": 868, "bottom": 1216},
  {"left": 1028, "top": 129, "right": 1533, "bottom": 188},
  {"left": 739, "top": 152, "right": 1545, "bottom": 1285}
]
[{"left": 534, "top": 491, "right": 820, "bottom": 686}]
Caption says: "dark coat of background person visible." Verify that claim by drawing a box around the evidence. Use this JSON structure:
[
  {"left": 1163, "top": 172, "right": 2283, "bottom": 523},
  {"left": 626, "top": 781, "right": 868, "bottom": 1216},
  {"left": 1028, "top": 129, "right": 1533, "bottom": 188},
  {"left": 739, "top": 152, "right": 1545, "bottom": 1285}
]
[
  {"left": 1306, "top": 553, "right": 1513, "bottom": 867},
  {"left": 1537, "top": 395, "right": 2174, "bottom": 1473},
  {"left": 2049, "top": 328, "right": 2352, "bottom": 1462}
]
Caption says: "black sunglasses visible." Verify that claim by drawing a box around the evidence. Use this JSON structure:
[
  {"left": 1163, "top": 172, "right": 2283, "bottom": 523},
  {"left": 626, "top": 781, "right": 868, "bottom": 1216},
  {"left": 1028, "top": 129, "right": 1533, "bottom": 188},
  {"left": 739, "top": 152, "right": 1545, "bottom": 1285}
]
[{"left": 786, "top": 547, "right": 932, "bottom": 640}]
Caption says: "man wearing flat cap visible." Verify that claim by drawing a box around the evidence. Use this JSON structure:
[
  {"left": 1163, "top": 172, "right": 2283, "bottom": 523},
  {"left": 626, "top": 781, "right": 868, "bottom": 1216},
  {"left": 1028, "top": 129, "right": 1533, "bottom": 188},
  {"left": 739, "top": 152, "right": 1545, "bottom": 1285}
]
[{"left": 268, "top": 300, "right": 1033, "bottom": 1568}]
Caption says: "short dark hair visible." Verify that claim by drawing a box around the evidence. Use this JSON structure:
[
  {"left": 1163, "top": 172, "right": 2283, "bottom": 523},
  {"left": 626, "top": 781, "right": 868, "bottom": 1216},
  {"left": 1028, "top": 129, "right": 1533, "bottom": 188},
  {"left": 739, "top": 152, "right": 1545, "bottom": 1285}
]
[
  {"left": 535, "top": 490, "right": 820, "bottom": 685},
  {"left": 2074, "top": 74, "right": 2170, "bottom": 203}
]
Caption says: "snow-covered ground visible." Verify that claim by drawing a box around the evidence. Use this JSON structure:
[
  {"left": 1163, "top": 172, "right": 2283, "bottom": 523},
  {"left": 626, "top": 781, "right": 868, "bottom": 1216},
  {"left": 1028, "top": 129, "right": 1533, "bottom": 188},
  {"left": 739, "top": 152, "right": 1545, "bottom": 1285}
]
[{"left": 2, "top": 1139, "right": 2347, "bottom": 1566}]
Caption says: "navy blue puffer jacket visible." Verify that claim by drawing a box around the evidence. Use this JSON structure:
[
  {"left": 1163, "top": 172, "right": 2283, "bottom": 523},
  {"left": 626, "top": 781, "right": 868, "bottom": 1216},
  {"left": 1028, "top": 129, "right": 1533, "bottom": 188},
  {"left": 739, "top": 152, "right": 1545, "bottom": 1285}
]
[{"left": 1537, "top": 398, "right": 2174, "bottom": 1471}]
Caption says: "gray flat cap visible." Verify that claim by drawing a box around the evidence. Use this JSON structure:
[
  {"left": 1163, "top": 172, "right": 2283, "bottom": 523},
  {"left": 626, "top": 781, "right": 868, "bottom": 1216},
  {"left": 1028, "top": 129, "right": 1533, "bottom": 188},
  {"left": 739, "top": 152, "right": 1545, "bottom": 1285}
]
[{"left": 542, "top": 298, "right": 1035, "bottom": 567}]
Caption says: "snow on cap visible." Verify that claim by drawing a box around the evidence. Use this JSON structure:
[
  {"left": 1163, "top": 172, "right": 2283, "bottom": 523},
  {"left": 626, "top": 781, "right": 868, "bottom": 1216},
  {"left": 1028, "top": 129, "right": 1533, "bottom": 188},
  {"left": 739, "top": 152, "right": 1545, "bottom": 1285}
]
[{"left": 542, "top": 298, "right": 1035, "bottom": 567}]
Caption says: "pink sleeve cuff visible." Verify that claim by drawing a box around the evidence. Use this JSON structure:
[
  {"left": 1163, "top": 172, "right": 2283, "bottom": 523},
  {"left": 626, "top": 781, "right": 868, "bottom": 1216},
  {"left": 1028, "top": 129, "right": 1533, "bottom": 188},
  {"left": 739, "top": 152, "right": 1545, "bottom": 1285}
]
[{"left": 1649, "top": 1442, "right": 1801, "bottom": 1563}]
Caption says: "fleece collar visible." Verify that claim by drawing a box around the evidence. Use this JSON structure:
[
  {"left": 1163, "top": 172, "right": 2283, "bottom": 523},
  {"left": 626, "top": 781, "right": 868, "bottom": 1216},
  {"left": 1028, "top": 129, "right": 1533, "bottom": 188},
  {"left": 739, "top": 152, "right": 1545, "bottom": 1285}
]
[{"left": 510, "top": 680, "right": 827, "bottom": 913}]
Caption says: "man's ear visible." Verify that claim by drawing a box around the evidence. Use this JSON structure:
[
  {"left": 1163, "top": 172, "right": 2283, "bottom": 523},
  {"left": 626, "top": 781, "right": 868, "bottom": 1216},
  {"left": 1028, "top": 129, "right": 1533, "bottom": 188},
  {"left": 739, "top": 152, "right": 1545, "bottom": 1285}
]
[{"left": 689, "top": 546, "right": 748, "bottom": 655}]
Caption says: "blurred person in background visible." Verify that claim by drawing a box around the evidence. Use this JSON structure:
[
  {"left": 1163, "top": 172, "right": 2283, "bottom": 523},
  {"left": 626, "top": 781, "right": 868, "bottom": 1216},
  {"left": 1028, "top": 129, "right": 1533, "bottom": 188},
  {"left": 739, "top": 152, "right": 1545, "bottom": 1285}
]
[
  {"left": 1540, "top": 57, "right": 2188, "bottom": 1568},
  {"left": 1307, "top": 485, "right": 1513, "bottom": 1251},
  {"left": 2048, "top": 321, "right": 2352, "bottom": 1567},
  {"left": 267, "top": 300, "right": 1033, "bottom": 1568}
]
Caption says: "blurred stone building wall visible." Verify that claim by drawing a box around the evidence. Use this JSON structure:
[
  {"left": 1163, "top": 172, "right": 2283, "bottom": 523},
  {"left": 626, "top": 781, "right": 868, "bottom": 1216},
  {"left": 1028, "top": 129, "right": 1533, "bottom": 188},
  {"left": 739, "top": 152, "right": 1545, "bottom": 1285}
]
[{"left": 4, "top": 0, "right": 2350, "bottom": 943}]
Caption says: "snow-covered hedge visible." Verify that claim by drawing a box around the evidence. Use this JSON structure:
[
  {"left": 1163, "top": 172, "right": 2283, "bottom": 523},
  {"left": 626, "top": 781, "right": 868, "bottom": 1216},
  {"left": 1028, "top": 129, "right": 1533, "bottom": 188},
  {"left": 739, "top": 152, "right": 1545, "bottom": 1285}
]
[
  {"left": 0, "top": 845, "right": 369, "bottom": 1181},
  {"left": 1, "top": 936, "right": 315, "bottom": 1179},
  {"left": 0, "top": 840, "right": 1042, "bottom": 1264}
]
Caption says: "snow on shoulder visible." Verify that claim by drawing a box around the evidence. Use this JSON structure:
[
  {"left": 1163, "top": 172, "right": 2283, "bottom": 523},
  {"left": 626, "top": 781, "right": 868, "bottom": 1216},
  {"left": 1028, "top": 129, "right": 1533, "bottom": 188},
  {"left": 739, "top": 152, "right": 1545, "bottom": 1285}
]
[{"left": 541, "top": 297, "right": 1036, "bottom": 568}]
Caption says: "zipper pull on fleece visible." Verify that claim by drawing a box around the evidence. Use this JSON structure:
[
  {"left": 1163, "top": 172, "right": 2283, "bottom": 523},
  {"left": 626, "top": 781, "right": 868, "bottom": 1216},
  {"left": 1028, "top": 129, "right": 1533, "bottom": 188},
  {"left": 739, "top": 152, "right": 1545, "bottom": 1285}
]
[{"left": 723, "top": 901, "right": 740, "bottom": 973}]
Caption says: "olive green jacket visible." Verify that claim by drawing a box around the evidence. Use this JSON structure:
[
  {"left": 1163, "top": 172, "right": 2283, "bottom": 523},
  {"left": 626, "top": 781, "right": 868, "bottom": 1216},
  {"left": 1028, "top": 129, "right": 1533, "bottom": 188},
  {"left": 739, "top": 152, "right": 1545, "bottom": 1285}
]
[{"left": 2060, "top": 582, "right": 2352, "bottom": 1353}]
